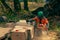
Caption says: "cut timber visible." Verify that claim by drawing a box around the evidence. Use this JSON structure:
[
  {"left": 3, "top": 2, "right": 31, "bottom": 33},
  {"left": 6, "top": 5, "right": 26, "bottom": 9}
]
[
  {"left": 5, "top": 22, "right": 15, "bottom": 28},
  {"left": 11, "top": 25, "right": 34, "bottom": 40},
  {"left": 11, "top": 27, "right": 27, "bottom": 40},
  {"left": 16, "top": 20, "right": 27, "bottom": 26},
  {"left": 0, "top": 27, "right": 12, "bottom": 39}
]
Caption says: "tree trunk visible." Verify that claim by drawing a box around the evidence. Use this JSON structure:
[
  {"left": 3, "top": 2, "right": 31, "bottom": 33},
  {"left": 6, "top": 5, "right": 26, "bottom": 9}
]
[
  {"left": 34, "top": 0, "right": 38, "bottom": 2},
  {"left": 13, "top": 0, "right": 21, "bottom": 12},
  {"left": 24, "top": 0, "right": 29, "bottom": 11}
]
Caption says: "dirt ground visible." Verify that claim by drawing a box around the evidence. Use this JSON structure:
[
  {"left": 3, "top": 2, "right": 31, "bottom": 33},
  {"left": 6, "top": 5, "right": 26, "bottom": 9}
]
[
  {"left": 33, "top": 31, "right": 58, "bottom": 40},
  {"left": 0, "top": 27, "right": 59, "bottom": 40},
  {"left": 0, "top": 21, "right": 60, "bottom": 40},
  {"left": 0, "top": 28, "right": 60, "bottom": 40}
]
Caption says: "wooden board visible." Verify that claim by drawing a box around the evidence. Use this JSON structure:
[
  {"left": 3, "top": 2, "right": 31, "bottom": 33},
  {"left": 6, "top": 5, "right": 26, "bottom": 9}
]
[
  {"left": 11, "top": 28, "right": 27, "bottom": 40},
  {"left": 0, "top": 27, "right": 12, "bottom": 39},
  {"left": 11, "top": 32, "right": 27, "bottom": 40},
  {"left": 12, "top": 25, "right": 34, "bottom": 39}
]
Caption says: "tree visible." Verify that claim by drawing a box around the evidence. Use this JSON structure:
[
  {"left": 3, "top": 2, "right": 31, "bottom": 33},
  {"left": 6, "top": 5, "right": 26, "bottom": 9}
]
[
  {"left": 44, "top": 0, "right": 60, "bottom": 17},
  {"left": 1, "top": 0, "right": 14, "bottom": 12},
  {"left": 34, "top": 0, "right": 38, "bottom": 2},
  {"left": 0, "top": 0, "right": 16, "bottom": 15},
  {"left": 13, "top": 0, "right": 21, "bottom": 13},
  {"left": 24, "top": 0, "right": 29, "bottom": 11}
]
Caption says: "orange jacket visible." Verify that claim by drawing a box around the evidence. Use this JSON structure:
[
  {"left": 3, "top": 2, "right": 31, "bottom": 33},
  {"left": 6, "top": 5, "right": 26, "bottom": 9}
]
[
  {"left": 33, "top": 17, "right": 48, "bottom": 30},
  {"left": 33, "top": 17, "right": 48, "bottom": 25}
]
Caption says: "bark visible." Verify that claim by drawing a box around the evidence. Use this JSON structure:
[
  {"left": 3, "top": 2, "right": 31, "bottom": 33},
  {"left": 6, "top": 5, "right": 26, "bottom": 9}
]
[
  {"left": 1, "top": 0, "right": 15, "bottom": 13},
  {"left": 24, "top": 0, "right": 29, "bottom": 11},
  {"left": 13, "top": 0, "right": 21, "bottom": 12}
]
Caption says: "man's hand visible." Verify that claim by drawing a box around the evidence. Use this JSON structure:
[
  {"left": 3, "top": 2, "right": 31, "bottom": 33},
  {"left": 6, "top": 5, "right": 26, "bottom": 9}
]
[{"left": 37, "top": 24, "right": 44, "bottom": 29}]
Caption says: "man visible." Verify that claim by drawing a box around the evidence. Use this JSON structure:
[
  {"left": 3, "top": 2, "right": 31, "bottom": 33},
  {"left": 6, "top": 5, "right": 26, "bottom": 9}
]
[{"left": 32, "top": 11, "right": 49, "bottom": 35}]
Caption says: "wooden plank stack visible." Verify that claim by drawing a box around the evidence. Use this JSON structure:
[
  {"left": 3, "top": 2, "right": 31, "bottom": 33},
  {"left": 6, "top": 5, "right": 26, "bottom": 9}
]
[
  {"left": 11, "top": 25, "right": 34, "bottom": 40},
  {"left": 11, "top": 27, "right": 27, "bottom": 40},
  {"left": 0, "top": 27, "right": 12, "bottom": 40}
]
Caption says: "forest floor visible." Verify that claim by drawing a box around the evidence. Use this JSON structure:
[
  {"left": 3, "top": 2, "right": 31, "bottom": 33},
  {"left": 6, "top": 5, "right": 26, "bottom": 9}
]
[
  {"left": 0, "top": 20, "right": 60, "bottom": 40},
  {"left": 0, "top": 27, "right": 59, "bottom": 40},
  {"left": 33, "top": 30, "right": 59, "bottom": 40}
]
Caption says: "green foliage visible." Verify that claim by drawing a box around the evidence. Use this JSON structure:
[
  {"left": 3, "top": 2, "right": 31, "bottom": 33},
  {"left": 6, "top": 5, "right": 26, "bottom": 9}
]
[
  {"left": 40, "top": 0, "right": 45, "bottom": 3},
  {"left": 20, "top": 10, "right": 29, "bottom": 19},
  {"left": 5, "top": 12, "right": 19, "bottom": 22},
  {"left": 4, "top": 10, "right": 31, "bottom": 22},
  {"left": 49, "top": 18, "right": 60, "bottom": 31},
  {"left": 0, "top": 1, "right": 1, "bottom": 4}
]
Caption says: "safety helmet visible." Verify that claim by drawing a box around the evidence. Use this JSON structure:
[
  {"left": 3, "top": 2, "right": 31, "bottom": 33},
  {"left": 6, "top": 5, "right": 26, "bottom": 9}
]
[{"left": 37, "top": 11, "right": 44, "bottom": 17}]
